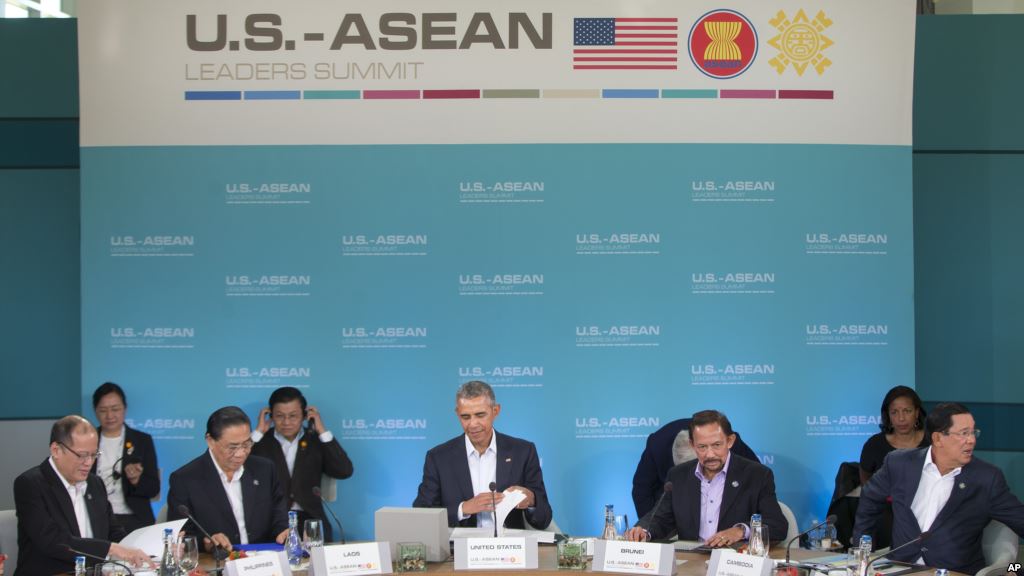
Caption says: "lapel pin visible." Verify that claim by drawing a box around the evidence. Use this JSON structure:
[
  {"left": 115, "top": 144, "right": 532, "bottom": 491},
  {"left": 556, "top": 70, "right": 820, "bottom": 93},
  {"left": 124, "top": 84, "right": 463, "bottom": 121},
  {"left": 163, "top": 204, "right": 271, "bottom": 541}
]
[
  {"left": 505, "top": 458, "right": 512, "bottom": 462},
  {"left": 253, "top": 479, "right": 260, "bottom": 486},
  {"left": 958, "top": 482, "right": 966, "bottom": 490},
  {"left": 731, "top": 481, "right": 739, "bottom": 488},
  {"left": 86, "top": 493, "right": 92, "bottom": 500}
]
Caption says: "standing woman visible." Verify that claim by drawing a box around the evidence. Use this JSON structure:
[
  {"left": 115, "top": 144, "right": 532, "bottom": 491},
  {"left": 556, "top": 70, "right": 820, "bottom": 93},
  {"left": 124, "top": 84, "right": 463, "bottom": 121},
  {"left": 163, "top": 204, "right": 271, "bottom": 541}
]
[
  {"left": 92, "top": 382, "right": 160, "bottom": 533},
  {"left": 857, "top": 385, "right": 928, "bottom": 548}
]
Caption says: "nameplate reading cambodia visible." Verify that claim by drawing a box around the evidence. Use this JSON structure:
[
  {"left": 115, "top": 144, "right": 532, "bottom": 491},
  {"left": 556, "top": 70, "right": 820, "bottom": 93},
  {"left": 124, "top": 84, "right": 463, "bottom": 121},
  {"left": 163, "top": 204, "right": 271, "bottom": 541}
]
[
  {"left": 707, "top": 548, "right": 772, "bottom": 576},
  {"left": 464, "top": 537, "right": 528, "bottom": 569}
]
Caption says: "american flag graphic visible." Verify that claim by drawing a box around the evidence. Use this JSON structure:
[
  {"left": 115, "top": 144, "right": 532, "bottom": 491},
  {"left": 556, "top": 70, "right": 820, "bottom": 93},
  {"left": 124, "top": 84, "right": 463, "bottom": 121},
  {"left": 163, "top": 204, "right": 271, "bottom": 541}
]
[{"left": 573, "top": 17, "right": 679, "bottom": 70}]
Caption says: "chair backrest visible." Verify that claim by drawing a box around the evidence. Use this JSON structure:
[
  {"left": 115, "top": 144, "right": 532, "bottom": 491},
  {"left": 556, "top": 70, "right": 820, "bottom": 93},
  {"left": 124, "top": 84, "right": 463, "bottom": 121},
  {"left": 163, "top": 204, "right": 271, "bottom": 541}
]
[
  {"left": 979, "top": 519, "right": 1018, "bottom": 576},
  {"left": 0, "top": 508, "right": 18, "bottom": 572},
  {"left": 777, "top": 501, "right": 800, "bottom": 543},
  {"left": 155, "top": 503, "right": 168, "bottom": 524}
]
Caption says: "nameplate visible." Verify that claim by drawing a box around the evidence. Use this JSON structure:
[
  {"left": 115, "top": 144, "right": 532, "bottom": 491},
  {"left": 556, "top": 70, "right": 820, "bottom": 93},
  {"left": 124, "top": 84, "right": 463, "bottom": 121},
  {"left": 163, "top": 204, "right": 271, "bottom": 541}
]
[
  {"left": 707, "top": 548, "right": 773, "bottom": 576},
  {"left": 310, "top": 542, "right": 393, "bottom": 576},
  {"left": 224, "top": 551, "right": 292, "bottom": 576},
  {"left": 453, "top": 537, "right": 539, "bottom": 570},
  {"left": 592, "top": 540, "right": 674, "bottom": 576}
]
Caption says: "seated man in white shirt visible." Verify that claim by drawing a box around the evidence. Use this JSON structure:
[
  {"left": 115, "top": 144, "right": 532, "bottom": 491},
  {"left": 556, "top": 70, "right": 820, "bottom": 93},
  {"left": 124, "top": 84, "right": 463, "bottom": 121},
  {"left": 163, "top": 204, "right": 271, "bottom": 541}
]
[
  {"left": 854, "top": 402, "right": 1024, "bottom": 574},
  {"left": 13, "top": 415, "right": 153, "bottom": 575}
]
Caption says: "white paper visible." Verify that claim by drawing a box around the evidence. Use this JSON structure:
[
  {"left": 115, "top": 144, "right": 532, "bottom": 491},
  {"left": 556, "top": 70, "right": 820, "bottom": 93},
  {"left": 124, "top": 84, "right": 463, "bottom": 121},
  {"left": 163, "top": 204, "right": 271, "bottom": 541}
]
[
  {"left": 494, "top": 489, "right": 526, "bottom": 535},
  {"left": 118, "top": 519, "right": 188, "bottom": 557}
]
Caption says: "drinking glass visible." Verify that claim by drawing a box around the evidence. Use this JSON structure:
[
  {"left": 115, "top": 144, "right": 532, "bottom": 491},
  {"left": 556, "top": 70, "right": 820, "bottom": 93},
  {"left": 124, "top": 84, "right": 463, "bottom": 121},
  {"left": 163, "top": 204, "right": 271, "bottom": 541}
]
[
  {"left": 613, "top": 515, "right": 629, "bottom": 540},
  {"left": 748, "top": 525, "right": 769, "bottom": 557},
  {"left": 177, "top": 535, "right": 199, "bottom": 575},
  {"left": 304, "top": 519, "right": 324, "bottom": 553},
  {"left": 846, "top": 547, "right": 868, "bottom": 576}
]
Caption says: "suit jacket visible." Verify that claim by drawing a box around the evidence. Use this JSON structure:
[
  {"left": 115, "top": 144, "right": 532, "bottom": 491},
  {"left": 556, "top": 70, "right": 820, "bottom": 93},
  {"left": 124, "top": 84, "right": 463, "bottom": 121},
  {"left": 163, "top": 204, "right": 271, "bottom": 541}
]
[
  {"left": 643, "top": 454, "right": 788, "bottom": 543},
  {"left": 632, "top": 418, "right": 759, "bottom": 518},
  {"left": 14, "top": 459, "right": 127, "bottom": 576},
  {"left": 90, "top": 425, "right": 160, "bottom": 524},
  {"left": 853, "top": 447, "right": 1024, "bottom": 574},
  {"left": 166, "top": 452, "right": 289, "bottom": 545},
  {"left": 251, "top": 427, "right": 353, "bottom": 541},
  {"left": 413, "top": 431, "right": 552, "bottom": 529}
]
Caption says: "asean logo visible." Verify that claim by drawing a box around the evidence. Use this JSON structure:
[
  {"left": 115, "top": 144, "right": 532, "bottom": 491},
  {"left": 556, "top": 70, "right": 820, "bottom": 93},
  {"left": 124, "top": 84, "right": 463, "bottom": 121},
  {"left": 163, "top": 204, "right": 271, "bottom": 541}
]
[
  {"left": 688, "top": 9, "right": 758, "bottom": 79},
  {"left": 768, "top": 9, "right": 834, "bottom": 75}
]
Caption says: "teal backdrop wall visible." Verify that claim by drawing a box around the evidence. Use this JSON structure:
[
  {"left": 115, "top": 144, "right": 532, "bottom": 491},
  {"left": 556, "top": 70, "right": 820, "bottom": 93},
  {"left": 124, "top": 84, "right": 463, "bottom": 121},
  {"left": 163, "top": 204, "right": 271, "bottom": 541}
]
[{"left": 2, "top": 14, "right": 1023, "bottom": 523}]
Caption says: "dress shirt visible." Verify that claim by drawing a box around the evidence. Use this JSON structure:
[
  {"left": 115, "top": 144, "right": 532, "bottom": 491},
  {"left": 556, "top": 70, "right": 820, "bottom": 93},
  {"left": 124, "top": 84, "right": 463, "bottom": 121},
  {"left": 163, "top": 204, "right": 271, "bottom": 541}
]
[
  {"left": 209, "top": 451, "right": 249, "bottom": 544},
  {"left": 696, "top": 453, "right": 731, "bottom": 542},
  {"left": 910, "top": 447, "right": 962, "bottom": 563},
  {"left": 250, "top": 428, "right": 336, "bottom": 511},
  {"left": 49, "top": 457, "right": 92, "bottom": 538},
  {"left": 98, "top": 429, "right": 132, "bottom": 514},
  {"left": 457, "top": 431, "right": 498, "bottom": 527}
]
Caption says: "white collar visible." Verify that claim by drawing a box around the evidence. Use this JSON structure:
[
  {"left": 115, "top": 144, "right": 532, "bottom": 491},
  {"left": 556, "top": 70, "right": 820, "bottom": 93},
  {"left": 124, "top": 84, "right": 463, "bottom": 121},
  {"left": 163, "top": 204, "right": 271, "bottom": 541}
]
[
  {"left": 922, "top": 446, "right": 962, "bottom": 478},
  {"left": 465, "top": 430, "right": 498, "bottom": 458},
  {"left": 48, "top": 456, "right": 87, "bottom": 492},
  {"left": 208, "top": 450, "right": 245, "bottom": 483}
]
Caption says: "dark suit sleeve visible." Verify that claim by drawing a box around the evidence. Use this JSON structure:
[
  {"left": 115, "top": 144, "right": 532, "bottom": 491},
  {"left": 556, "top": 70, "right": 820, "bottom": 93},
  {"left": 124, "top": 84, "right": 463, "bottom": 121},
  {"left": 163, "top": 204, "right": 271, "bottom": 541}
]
[
  {"left": 756, "top": 467, "right": 788, "bottom": 543},
  {"left": 520, "top": 442, "right": 552, "bottom": 529},
  {"left": 641, "top": 488, "right": 679, "bottom": 541},
  {"left": 853, "top": 450, "right": 894, "bottom": 544},
  {"left": 125, "top": 431, "right": 160, "bottom": 500},
  {"left": 269, "top": 463, "right": 290, "bottom": 536},
  {"left": 413, "top": 449, "right": 458, "bottom": 526},
  {"left": 632, "top": 438, "right": 661, "bottom": 519},
  {"left": 987, "top": 467, "right": 1024, "bottom": 536},
  {"left": 165, "top": 470, "right": 198, "bottom": 539},
  {"left": 14, "top": 472, "right": 112, "bottom": 564},
  {"left": 321, "top": 436, "right": 354, "bottom": 480}
]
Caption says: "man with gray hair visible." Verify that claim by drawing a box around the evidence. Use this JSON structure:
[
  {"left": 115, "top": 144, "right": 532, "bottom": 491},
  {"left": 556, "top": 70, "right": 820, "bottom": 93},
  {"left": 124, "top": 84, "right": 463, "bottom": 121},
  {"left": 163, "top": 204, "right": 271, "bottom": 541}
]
[
  {"left": 13, "top": 415, "right": 153, "bottom": 575},
  {"left": 414, "top": 381, "right": 552, "bottom": 529}
]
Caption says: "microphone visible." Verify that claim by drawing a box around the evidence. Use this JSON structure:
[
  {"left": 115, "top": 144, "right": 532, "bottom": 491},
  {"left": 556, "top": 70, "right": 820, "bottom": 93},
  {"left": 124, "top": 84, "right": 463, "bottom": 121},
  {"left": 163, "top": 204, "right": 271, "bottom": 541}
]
[
  {"left": 783, "top": 514, "right": 838, "bottom": 564},
  {"left": 867, "top": 532, "right": 930, "bottom": 570},
  {"left": 312, "top": 485, "right": 347, "bottom": 544},
  {"left": 638, "top": 481, "right": 673, "bottom": 541},
  {"left": 176, "top": 504, "right": 229, "bottom": 563},
  {"left": 65, "top": 545, "right": 135, "bottom": 575},
  {"left": 488, "top": 482, "right": 499, "bottom": 537}
]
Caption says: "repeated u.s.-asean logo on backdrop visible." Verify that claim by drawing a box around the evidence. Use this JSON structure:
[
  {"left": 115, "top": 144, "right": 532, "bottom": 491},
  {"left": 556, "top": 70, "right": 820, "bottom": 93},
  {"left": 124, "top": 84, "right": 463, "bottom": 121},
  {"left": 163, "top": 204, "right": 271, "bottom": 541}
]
[{"left": 183, "top": 8, "right": 834, "bottom": 102}]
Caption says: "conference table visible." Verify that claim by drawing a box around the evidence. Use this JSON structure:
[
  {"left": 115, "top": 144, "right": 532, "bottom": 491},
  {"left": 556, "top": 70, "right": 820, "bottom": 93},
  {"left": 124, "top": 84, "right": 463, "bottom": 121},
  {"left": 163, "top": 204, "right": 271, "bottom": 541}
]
[{"left": 197, "top": 544, "right": 963, "bottom": 576}]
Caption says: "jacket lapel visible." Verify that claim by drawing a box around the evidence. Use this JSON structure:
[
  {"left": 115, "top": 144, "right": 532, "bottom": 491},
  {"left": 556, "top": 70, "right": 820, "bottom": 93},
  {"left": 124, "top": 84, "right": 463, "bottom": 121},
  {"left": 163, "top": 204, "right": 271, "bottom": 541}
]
[
  {"left": 455, "top": 437, "right": 475, "bottom": 501},
  {"left": 495, "top": 433, "right": 512, "bottom": 491},
  {"left": 41, "top": 460, "right": 81, "bottom": 536},
  {"left": 682, "top": 464, "right": 701, "bottom": 537},
  {"left": 718, "top": 456, "right": 741, "bottom": 526},
  {"left": 86, "top": 476, "right": 107, "bottom": 537},
  {"left": 926, "top": 463, "right": 971, "bottom": 532},
  {"left": 241, "top": 467, "right": 259, "bottom": 537},
  {"left": 902, "top": 449, "right": 928, "bottom": 533},
  {"left": 203, "top": 454, "right": 242, "bottom": 535}
]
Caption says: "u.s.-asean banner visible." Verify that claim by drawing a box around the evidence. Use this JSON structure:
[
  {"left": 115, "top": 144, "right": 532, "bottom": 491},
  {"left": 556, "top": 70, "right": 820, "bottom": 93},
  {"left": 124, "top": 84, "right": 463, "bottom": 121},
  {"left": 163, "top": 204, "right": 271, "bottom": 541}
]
[{"left": 79, "top": 0, "right": 915, "bottom": 538}]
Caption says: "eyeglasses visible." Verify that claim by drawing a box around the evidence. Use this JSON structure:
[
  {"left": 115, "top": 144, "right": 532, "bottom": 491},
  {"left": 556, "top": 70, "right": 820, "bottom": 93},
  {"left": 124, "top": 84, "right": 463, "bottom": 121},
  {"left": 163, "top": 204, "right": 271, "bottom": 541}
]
[
  {"left": 221, "top": 440, "right": 254, "bottom": 455},
  {"left": 59, "top": 442, "right": 102, "bottom": 462},
  {"left": 943, "top": 428, "right": 981, "bottom": 440},
  {"left": 272, "top": 413, "right": 304, "bottom": 423}
]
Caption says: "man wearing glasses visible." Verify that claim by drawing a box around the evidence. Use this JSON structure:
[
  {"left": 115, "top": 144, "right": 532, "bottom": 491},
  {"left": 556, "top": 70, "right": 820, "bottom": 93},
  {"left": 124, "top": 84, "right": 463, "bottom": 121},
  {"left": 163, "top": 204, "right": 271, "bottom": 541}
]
[
  {"left": 13, "top": 415, "right": 153, "bottom": 575},
  {"left": 625, "top": 410, "right": 787, "bottom": 547},
  {"left": 167, "top": 406, "right": 290, "bottom": 553},
  {"left": 854, "top": 402, "right": 1024, "bottom": 574}
]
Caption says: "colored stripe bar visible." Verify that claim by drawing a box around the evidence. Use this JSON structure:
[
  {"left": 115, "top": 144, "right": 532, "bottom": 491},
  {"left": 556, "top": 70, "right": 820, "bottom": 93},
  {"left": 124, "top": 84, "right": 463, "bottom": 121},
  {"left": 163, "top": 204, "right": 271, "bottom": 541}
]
[
  {"left": 185, "top": 91, "right": 241, "bottom": 101},
  {"left": 720, "top": 89, "right": 776, "bottom": 99},
  {"left": 363, "top": 90, "right": 420, "bottom": 100},
  {"left": 779, "top": 90, "right": 834, "bottom": 100},
  {"left": 244, "top": 91, "right": 301, "bottom": 100},
  {"left": 423, "top": 89, "right": 480, "bottom": 99},
  {"left": 482, "top": 90, "right": 540, "bottom": 99},
  {"left": 603, "top": 89, "right": 659, "bottom": 99},
  {"left": 662, "top": 89, "right": 718, "bottom": 99},
  {"left": 303, "top": 90, "right": 361, "bottom": 100},
  {"left": 543, "top": 89, "right": 601, "bottom": 99}
]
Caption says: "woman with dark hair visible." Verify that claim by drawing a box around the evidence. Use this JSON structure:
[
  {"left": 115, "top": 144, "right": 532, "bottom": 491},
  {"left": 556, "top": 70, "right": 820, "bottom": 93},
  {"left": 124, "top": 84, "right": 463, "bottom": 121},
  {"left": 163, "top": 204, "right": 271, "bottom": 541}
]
[{"left": 859, "top": 385, "right": 929, "bottom": 485}]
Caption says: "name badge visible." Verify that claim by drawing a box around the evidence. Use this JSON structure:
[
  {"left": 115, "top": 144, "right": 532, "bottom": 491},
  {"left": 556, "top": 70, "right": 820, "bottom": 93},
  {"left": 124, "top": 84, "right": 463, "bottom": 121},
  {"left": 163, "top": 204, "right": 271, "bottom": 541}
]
[
  {"left": 707, "top": 548, "right": 773, "bottom": 576},
  {"left": 456, "top": 537, "right": 535, "bottom": 570},
  {"left": 224, "top": 551, "right": 291, "bottom": 576},
  {"left": 310, "top": 542, "right": 392, "bottom": 576},
  {"left": 600, "top": 541, "right": 664, "bottom": 575}
]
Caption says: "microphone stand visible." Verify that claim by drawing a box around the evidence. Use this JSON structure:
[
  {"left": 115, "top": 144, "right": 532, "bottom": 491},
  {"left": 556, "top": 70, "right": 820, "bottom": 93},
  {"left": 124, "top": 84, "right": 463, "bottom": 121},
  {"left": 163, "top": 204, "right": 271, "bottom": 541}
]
[
  {"left": 65, "top": 545, "right": 136, "bottom": 576},
  {"left": 638, "top": 482, "right": 673, "bottom": 541},
  {"left": 176, "top": 505, "right": 228, "bottom": 574},
  {"left": 313, "top": 485, "right": 347, "bottom": 544},
  {"left": 488, "top": 482, "right": 499, "bottom": 538}
]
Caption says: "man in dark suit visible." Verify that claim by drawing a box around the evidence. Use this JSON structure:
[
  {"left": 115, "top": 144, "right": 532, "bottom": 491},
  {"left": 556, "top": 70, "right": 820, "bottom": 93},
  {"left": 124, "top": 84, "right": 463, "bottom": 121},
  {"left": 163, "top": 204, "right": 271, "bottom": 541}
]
[
  {"left": 167, "top": 406, "right": 290, "bottom": 553},
  {"left": 13, "top": 415, "right": 152, "bottom": 575},
  {"left": 626, "top": 410, "right": 787, "bottom": 547},
  {"left": 413, "top": 381, "right": 552, "bottom": 530},
  {"left": 251, "top": 386, "right": 353, "bottom": 542},
  {"left": 632, "top": 417, "right": 759, "bottom": 519},
  {"left": 854, "top": 402, "right": 1024, "bottom": 574},
  {"left": 91, "top": 382, "right": 160, "bottom": 533}
]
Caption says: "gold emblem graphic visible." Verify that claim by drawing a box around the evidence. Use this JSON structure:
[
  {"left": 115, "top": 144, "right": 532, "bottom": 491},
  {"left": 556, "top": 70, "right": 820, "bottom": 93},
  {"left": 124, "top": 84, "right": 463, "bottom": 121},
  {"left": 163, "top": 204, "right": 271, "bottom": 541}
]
[
  {"left": 704, "top": 21, "right": 743, "bottom": 62},
  {"left": 768, "top": 9, "right": 834, "bottom": 75}
]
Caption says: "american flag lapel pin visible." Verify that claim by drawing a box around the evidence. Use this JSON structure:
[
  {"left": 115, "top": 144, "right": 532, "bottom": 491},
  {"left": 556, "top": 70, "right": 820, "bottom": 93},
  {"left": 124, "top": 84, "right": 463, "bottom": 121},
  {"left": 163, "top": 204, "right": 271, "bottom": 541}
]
[
  {"left": 958, "top": 482, "right": 966, "bottom": 490},
  {"left": 505, "top": 457, "right": 512, "bottom": 463},
  {"left": 731, "top": 481, "right": 739, "bottom": 488},
  {"left": 253, "top": 478, "right": 260, "bottom": 486}
]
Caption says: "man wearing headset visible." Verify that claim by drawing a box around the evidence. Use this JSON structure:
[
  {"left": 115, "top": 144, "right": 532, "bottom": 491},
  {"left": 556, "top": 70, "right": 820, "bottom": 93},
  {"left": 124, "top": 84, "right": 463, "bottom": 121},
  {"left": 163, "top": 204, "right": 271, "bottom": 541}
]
[{"left": 251, "top": 387, "right": 354, "bottom": 542}]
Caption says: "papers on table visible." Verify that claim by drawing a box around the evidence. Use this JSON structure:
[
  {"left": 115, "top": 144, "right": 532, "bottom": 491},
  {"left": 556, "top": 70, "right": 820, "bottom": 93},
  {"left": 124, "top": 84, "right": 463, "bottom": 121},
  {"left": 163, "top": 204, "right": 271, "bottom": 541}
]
[{"left": 118, "top": 518, "right": 188, "bottom": 557}]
